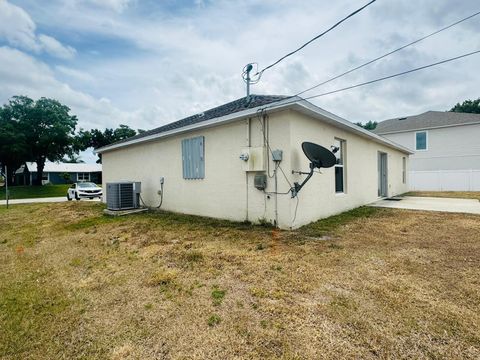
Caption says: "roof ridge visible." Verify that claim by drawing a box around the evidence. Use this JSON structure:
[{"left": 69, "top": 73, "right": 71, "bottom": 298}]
[{"left": 102, "top": 94, "right": 288, "bottom": 149}]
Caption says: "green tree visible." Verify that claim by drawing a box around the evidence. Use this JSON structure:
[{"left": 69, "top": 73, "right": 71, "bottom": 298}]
[
  {"left": 75, "top": 125, "right": 137, "bottom": 163},
  {"left": 62, "top": 154, "right": 84, "bottom": 163},
  {"left": 0, "top": 98, "right": 30, "bottom": 185},
  {"left": 1, "top": 96, "right": 78, "bottom": 185},
  {"left": 355, "top": 120, "right": 377, "bottom": 131},
  {"left": 450, "top": 98, "right": 480, "bottom": 114}
]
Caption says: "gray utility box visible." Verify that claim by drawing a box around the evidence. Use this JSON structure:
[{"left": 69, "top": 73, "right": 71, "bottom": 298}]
[
  {"left": 254, "top": 174, "right": 267, "bottom": 190},
  {"left": 106, "top": 182, "right": 141, "bottom": 210}
]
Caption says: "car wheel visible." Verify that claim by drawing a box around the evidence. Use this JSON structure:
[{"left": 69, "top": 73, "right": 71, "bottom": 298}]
[
  {"left": 75, "top": 193, "right": 80, "bottom": 201},
  {"left": 67, "top": 194, "right": 72, "bottom": 201}
]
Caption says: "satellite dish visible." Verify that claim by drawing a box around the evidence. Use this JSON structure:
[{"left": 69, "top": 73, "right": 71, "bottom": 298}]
[
  {"left": 302, "top": 142, "right": 337, "bottom": 169},
  {"left": 290, "top": 142, "right": 337, "bottom": 198}
]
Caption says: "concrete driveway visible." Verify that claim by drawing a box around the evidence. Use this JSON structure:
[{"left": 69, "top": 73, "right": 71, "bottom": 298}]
[
  {"left": 0, "top": 197, "right": 101, "bottom": 206},
  {"left": 370, "top": 196, "right": 480, "bottom": 215}
]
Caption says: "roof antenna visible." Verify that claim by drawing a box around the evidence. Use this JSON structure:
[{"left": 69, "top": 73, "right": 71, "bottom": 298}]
[{"left": 244, "top": 63, "right": 254, "bottom": 100}]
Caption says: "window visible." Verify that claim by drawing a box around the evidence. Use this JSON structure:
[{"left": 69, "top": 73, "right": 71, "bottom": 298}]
[
  {"left": 334, "top": 138, "right": 346, "bottom": 193},
  {"left": 42, "top": 173, "right": 49, "bottom": 181},
  {"left": 402, "top": 157, "right": 407, "bottom": 184},
  {"left": 77, "top": 172, "right": 90, "bottom": 182},
  {"left": 415, "top": 131, "right": 427, "bottom": 150},
  {"left": 182, "top": 136, "right": 205, "bottom": 179}
]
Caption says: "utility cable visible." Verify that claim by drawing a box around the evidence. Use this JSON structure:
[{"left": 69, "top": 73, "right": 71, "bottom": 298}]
[
  {"left": 300, "top": 49, "right": 480, "bottom": 100},
  {"left": 255, "top": 0, "right": 377, "bottom": 77},
  {"left": 257, "top": 49, "right": 480, "bottom": 112},
  {"left": 296, "top": 10, "right": 480, "bottom": 96}
]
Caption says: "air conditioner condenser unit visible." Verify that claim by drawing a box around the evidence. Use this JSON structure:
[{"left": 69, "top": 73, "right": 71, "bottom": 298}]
[{"left": 106, "top": 181, "right": 141, "bottom": 210}]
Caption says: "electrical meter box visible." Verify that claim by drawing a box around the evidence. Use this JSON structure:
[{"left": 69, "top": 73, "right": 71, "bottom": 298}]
[{"left": 241, "top": 146, "right": 266, "bottom": 172}]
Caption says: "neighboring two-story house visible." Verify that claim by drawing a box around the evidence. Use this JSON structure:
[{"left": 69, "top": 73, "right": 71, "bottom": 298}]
[{"left": 374, "top": 111, "right": 480, "bottom": 191}]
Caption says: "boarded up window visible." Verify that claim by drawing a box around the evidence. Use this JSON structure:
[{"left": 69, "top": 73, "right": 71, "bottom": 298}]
[{"left": 182, "top": 136, "right": 205, "bottom": 179}]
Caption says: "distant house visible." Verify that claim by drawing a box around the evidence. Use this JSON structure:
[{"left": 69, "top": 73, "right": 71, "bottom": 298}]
[
  {"left": 97, "top": 95, "right": 411, "bottom": 229},
  {"left": 374, "top": 111, "right": 480, "bottom": 191},
  {"left": 15, "top": 162, "right": 102, "bottom": 185}
]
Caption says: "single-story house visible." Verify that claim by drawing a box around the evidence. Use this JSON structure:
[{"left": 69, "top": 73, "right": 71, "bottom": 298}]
[
  {"left": 15, "top": 162, "right": 102, "bottom": 185},
  {"left": 97, "top": 95, "right": 412, "bottom": 229},
  {"left": 374, "top": 111, "right": 480, "bottom": 191}
]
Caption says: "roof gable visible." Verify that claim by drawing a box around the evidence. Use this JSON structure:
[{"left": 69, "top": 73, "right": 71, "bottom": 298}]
[{"left": 374, "top": 111, "right": 480, "bottom": 134}]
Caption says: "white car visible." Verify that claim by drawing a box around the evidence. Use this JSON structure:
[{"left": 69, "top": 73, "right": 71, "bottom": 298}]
[{"left": 67, "top": 182, "right": 102, "bottom": 201}]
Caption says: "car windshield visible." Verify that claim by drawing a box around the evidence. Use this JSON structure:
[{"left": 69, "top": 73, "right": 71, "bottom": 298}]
[{"left": 77, "top": 182, "right": 97, "bottom": 188}]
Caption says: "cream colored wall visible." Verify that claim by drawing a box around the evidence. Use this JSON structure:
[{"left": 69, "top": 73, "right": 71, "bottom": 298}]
[
  {"left": 287, "top": 111, "right": 409, "bottom": 228},
  {"left": 102, "top": 109, "right": 409, "bottom": 229},
  {"left": 102, "top": 115, "right": 291, "bottom": 224}
]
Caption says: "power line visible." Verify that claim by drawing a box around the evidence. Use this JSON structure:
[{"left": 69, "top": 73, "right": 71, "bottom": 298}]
[
  {"left": 255, "top": 0, "right": 377, "bottom": 77},
  {"left": 301, "top": 49, "right": 480, "bottom": 100},
  {"left": 296, "top": 10, "right": 480, "bottom": 97},
  {"left": 259, "top": 49, "right": 480, "bottom": 111}
]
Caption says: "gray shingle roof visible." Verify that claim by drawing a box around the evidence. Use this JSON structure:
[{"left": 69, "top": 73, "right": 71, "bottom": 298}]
[
  {"left": 374, "top": 111, "right": 480, "bottom": 134},
  {"left": 109, "top": 95, "right": 287, "bottom": 148}
]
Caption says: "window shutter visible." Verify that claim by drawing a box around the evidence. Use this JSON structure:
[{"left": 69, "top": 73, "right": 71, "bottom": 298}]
[{"left": 181, "top": 136, "right": 205, "bottom": 179}]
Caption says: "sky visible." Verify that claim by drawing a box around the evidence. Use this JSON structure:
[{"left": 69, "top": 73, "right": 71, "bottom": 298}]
[{"left": 0, "top": 0, "right": 479, "bottom": 163}]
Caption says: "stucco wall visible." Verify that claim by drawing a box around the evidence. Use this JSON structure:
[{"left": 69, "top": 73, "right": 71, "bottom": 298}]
[
  {"left": 381, "top": 123, "right": 480, "bottom": 171},
  {"left": 102, "top": 115, "right": 291, "bottom": 224},
  {"left": 286, "top": 111, "right": 409, "bottom": 228},
  {"left": 102, "top": 109, "right": 409, "bottom": 229}
]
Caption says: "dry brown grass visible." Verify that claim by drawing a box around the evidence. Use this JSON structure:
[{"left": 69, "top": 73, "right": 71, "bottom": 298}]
[
  {"left": 406, "top": 191, "right": 480, "bottom": 201},
  {"left": 1, "top": 202, "right": 479, "bottom": 359}
]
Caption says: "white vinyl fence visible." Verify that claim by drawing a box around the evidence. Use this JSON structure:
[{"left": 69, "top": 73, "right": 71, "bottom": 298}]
[{"left": 409, "top": 170, "right": 480, "bottom": 191}]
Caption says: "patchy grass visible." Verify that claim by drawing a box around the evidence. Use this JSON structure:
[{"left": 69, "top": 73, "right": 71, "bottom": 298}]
[
  {"left": 0, "top": 184, "right": 71, "bottom": 200},
  {"left": 0, "top": 202, "right": 479, "bottom": 359},
  {"left": 211, "top": 286, "right": 226, "bottom": 306},
  {"left": 207, "top": 314, "right": 221, "bottom": 327},
  {"left": 300, "top": 206, "right": 381, "bottom": 237},
  {"left": 405, "top": 191, "right": 480, "bottom": 201}
]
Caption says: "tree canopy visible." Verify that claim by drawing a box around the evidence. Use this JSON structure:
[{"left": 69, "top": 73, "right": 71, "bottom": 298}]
[
  {"left": 1, "top": 95, "right": 141, "bottom": 184},
  {"left": 0, "top": 96, "right": 78, "bottom": 185},
  {"left": 74, "top": 125, "right": 138, "bottom": 163},
  {"left": 450, "top": 98, "right": 480, "bottom": 114},
  {"left": 355, "top": 120, "right": 377, "bottom": 131}
]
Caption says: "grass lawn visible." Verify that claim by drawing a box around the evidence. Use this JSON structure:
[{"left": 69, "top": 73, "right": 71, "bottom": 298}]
[
  {"left": 0, "top": 203, "right": 479, "bottom": 359},
  {"left": 405, "top": 191, "right": 480, "bottom": 201},
  {"left": 0, "top": 184, "right": 70, "bottom": 200}
]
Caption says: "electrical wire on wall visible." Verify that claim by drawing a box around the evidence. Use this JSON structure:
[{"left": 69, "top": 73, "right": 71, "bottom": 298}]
[
  {"left": 139, "top": 181, "right": 164, "bottom": 209},
  {"left": 256, "top": 108, "right": 292, "bottom": 190}
]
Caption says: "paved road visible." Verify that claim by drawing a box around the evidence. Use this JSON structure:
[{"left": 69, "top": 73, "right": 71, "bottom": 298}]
[
  {"left": 0, "top": 197, "right": 101, "bottom": 206},
  {"left": 370, "top": 196, "right": 480, "bottom": 215}
]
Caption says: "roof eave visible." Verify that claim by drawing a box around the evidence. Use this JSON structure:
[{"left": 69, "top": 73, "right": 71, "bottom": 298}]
[
  {"left": 375, "top": 120, "right": 480, "bottom": 135},
  {"left": 95, "top": 97, "right": 299, "bottom": 154},
  {"left": 291, "top": 100, "right": 414, "bottom": 155},
  {"left": 96, "top": 96, "right": 413, "bottom": 155}
]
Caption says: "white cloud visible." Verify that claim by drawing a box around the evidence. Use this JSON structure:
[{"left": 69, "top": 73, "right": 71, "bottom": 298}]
[
  {"left": 55, "top": 65, "right": 95, "bottom": 83},
  {"left": 0, "top": 0, "right": 76, "bottom": 59},
  {"left": 0, "top": 0, "right": 38, "bottom": 51},
  {"left": 2, "top": 0, "right": 480, "bottom": 140},
  {"left": 83, "top": 0, "right": 133, "bottom": 13},
  {"left": 38, "top": 34, "right": 76, "bottom": 59}
]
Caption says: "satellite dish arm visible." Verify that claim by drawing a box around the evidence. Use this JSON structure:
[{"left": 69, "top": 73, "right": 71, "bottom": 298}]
[{"left": 291, "top": 163, "right": 314, "bottom": 198}]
